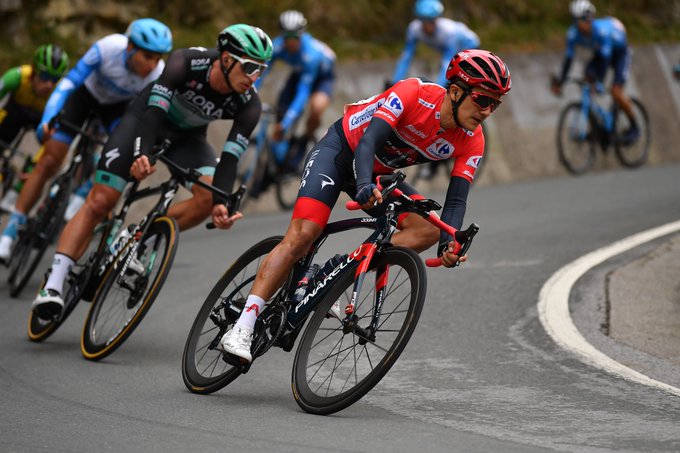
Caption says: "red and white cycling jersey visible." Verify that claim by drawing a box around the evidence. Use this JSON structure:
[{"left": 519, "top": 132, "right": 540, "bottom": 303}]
[{"left": 341, "top": 77, "right": 484, "bottom": 182}]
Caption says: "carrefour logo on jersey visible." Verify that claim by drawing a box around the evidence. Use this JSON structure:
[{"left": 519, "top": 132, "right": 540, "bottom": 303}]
[
  {"left": 384, "top": 93, "right": 404, "bottom": 117},
  {"left": 348, "top": 99, "right": 385, "bottom": 130},
  {"left": 426, "top": 138, "right": 455, "bottom": 158}
]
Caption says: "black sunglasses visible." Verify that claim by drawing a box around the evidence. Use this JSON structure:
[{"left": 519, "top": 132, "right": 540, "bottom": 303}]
[{"left": 37, "top": 71, "right": 60, "bottom": 83}]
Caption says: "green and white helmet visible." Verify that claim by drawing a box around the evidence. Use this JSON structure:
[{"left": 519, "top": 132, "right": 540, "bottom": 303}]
[
  {"left": 217, "top": 24, "right": 273, "bottom": 62},
  {"left": 33, "top": 44, "right": 69, "bottom": 78}
]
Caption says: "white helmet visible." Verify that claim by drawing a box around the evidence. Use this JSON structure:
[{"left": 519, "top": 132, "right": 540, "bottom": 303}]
[
  {"left": 279, "top": 10, "right": 307, "bottom": 34},
  {"left": 569, "top": 0, "right": 596, "bottom": 19}
]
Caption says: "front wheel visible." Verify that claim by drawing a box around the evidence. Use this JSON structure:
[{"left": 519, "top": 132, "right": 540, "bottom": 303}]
[
  {"left": 80, "top": 216, "right": 178, "bottom": 361},
  {"left": 292, "top": 246, "right": 426, "bottom": 415},
  {"left": 614, "top": 98, "right": 650, "bottom": 168},
  {"left": 556, "top": 102, "right": 597, "bottom": 175},
  {"left": 182, "top": 236, "right": 283, "bottom": 394}
]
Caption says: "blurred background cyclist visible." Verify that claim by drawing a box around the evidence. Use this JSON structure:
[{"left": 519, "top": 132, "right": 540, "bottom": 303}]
[
  {"left": 0, "top": 18, "right": 172, "bottom": 263},
  {"left": 254, "top": 10, "right": 336, "bottom": 173},
  {"left": 389, "top": 0, "right": 480, "bottom": 180},
  {"left": 0, "top": 44, "right": 69, "bottom": 212},
  {"left": 551, "top": 0, "right": 639, "bottom": 144}
]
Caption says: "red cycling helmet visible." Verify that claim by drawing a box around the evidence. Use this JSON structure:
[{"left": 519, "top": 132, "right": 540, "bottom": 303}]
[{"left": 445, "top": 49, "right": 511, "bottom": 95}]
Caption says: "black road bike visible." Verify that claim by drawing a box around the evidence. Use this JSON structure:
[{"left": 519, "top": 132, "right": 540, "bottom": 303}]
[
  {"left": 182, "top": 171, "right": 478, "bottom": 415},
  {"left": 27, "top": 140, "right": 245, "bottom": 363},
  {"left": 0, "top": 127, "right": 29, "bottom": 205},
  {"left": 7, "top": 116, "right": 104, "bottom": 297}
]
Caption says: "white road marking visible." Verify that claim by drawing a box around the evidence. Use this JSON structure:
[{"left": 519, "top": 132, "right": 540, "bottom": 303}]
[{"left": 538, "top": 219, "right": 680, "bottom": 397}]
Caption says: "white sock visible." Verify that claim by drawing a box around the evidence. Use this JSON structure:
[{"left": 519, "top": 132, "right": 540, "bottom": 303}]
[
  {"left": 45, "top": 253, "right": 75, "bottom": 295},
  {"left": 234, "top": 294, "right": 265, "bottom": 331}
]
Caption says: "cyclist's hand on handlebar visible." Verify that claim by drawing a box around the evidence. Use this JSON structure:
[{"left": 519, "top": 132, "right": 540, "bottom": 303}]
[
  {"left": 355, "top": 183, "right": 382, "bottom": 209},
  {"left": 550, "top": 82, "right": 562, "bottom": 97},
  {"left": 273, "top": 123, "right": 284, "bottom": 142},
  {"left": 211, "top": 204, "right": 243, "bottom": 230},
  {"left": 440, "top": 239, "right": 467, "bottom": 268},
  {"left": 130, "top": 155, "right": 156, "bottom": 181}
]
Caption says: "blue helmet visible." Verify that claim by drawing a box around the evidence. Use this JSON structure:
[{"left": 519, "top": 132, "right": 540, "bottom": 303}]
[
  {"left": 414, "top": 0, "right": 444, "bottom": 20},
  {"left": 126, "top": 18, "right": 173, "bottom": 54}
]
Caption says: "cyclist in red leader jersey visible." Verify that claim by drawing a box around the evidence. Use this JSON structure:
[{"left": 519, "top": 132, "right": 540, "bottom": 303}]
[{"left": 213, "top": 49, "right": 512, "bottom": 363}]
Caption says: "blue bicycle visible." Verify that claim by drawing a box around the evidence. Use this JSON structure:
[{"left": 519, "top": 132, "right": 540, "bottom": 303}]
[
  {"left": 556, "top": 79, "right": 650, "bottom": 175},
  {"left": 236, "top": 103, "right": 307, "bottom": 210}
]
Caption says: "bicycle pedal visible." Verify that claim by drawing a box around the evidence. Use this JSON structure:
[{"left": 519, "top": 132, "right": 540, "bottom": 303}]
[{"left": 221, "top": 351, "right": 251, "bottom": 370}]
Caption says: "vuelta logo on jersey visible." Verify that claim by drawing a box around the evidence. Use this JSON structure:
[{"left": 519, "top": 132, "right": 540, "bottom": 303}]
[
  {"left": 466, "top": 155, "right": 482, "bottom": 169},
  {"left": 426, "top": 139, "right": 454, "bottom": 158},
  {"left": 384, "top": 93, "right": 404, "bottom": 117}
]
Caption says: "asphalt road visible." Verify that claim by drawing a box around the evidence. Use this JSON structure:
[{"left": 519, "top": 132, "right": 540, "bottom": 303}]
[{"left": 1, "top": 163, "right": 679, "bottom": 452}]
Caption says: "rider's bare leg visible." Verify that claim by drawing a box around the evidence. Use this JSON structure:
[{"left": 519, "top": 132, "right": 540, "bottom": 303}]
[
  {"left": 167, "top": 175, "right": 213, "bottom": 231},
  {"left": 251, "top": 218, "right": 323, "bottom": 301},
  {"left": 56, "top": 183, "right": 121, "bottom": 260},
  {"left": 14, "top": 139, "right": 69, "bottom": 215},
  {"left": 391, "top": 213, "right": 439, "bottom": 253}
]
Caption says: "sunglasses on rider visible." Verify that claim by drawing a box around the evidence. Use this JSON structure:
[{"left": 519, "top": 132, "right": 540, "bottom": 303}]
[
  {"left": 468, "top": 90, "right": 502, "bottom": 112},
  {"left": 230, "top": 53, "right": 268, "bottom": 77},
  {"left": 37, "top": 71, "right": 60, "bottom": 83}
]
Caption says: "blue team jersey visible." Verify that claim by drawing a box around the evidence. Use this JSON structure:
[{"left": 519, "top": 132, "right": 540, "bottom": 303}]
[
  {"left": 565, "top": 17, "right": 628, "bottom": 61},
  {"left": 39, "top": 33, "right": 164, "bottom": 138},
  {"left": 392, "top": 17, "right": 480, "bottom": 87},
  {"left": 255, "top": 32, "right": 335, "bottom": 131}
]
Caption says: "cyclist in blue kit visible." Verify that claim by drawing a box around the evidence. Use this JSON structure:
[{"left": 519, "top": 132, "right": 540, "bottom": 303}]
[
  {"left": 0, "top": 18, "right": 172, "bottom": 262},
  {"left": 254, "top": 10, "right": 336, "bottom": 170},
  {"left": 390, "top": 0, "right": 480, "bottom": 88},
  {"left": 551, "top": 0, "right": 639, "bottom": 144}
]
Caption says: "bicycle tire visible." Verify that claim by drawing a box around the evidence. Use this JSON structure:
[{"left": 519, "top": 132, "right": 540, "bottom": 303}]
[
  {"left": 27, "top": 222, "right": 111, "bottom": 342},
  {"left": 8, "top": 176, "right": 71, "bottom": 297},
  {"left": 292, "top": 246, "right": 426, "bottom": 415},
  {"left": 275, "top": 171, "right": 301, "bottom": 211},
  {"left": 614, "top": 98, "right": 650, "bottom": 168},
  {"left": 80, "top": 216, "right": 178, "bottom": 361},
  {"left": 182, "top": 236, "right": 282, "bottom": 394},
  {"left": 556, "top": 102, "right": 597, "bottom": 175},
  {"left": 0, "top": 163, "right": 16, "bottom": 202}
]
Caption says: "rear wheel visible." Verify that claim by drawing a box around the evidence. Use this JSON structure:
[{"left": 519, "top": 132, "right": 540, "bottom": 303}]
[
  {"left": 614, "top": 98, "right": 650, "bottom": 168},
  {"left": 80, "top": 216, "right": 178, "bottom": 361},
  {"left": 275, "top": 171, "right": 301, "bottom": 211},
  {"left": 292, "top": 246, "right": 426, "bottom": 415},
  {"left": 27, "top": 222, "right": 111, "bottom": 342},
  {"left": 557, "top": 102, "right": 597, "bottom": 175},
  {"left": 182, "top": 236, "right": 282, "bottom": 394}
]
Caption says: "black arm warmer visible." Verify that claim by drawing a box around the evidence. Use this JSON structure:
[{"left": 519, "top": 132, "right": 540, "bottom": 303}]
[
  {"left": 438, "top": 175, "right": 470, "bottom": 254},
  {"left": 354, "top": 117, "right": 393, "bottom": 187},
  {"left": 559, "top": 56, "right": 573, "bottom": 85},
  {"left": 135, "top": 50, "right": 187, "bottom": 155},
  {"left": 212, "top": 153, "right": 238, "bottom": 206},
  {"left": 136, "top": 107, "right": 166, "bottom": 156}
]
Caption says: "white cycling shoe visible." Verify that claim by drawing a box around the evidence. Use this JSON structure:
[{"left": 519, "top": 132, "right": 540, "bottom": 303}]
[
  {"left": 220, "top": 326, "right": 254, "bottom": 363},
  {"left": 0, "top": 235, "right": 14, "bottom": 264},
  {"left": 32, "top": 288, "right": 64, "bottom": 320}
]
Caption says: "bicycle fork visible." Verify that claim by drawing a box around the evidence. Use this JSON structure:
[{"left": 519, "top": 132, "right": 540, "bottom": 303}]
[{"left": 341, "top": 241, "right": 388, "bottom": 344}]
